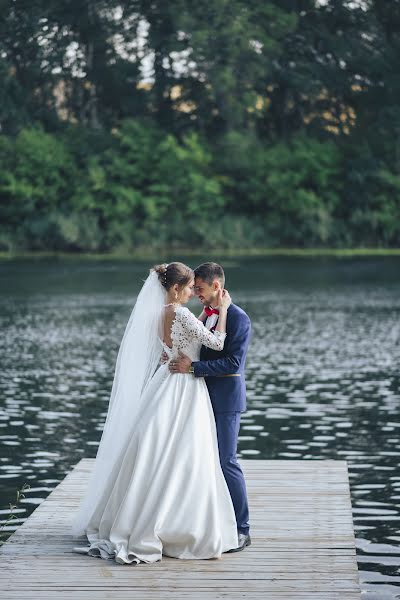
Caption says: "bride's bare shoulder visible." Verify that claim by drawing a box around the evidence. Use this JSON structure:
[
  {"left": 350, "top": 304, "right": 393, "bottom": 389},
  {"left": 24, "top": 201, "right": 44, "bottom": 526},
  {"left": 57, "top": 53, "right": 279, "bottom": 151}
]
[
  {"left": 163, "top": 304, "right": 189, "bottom": 321},
  {"left": 163, "top": 304, "right": 176, "bottom": 315},
  {"left": 163, "top": 304, "right": 178, "bottom": 324}
]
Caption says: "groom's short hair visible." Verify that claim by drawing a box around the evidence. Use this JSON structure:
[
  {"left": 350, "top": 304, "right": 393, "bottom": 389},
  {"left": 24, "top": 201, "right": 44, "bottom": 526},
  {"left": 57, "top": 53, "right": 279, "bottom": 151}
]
[{"left": 194, "top": 262, "right": 225, "bottom": 287}]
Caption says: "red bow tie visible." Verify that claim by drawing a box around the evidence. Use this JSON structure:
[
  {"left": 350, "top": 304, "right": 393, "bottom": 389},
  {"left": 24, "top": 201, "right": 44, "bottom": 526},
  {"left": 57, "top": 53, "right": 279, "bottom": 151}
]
[{"left": 205, "top": 306, "right": 220, "bottom": 316}]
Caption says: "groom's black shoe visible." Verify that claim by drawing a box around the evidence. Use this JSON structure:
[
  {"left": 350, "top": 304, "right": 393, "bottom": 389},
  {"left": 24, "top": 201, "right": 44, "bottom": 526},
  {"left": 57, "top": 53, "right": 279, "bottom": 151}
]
[{"left": 225, "top": 532, "right": 251, "bottom": 553}]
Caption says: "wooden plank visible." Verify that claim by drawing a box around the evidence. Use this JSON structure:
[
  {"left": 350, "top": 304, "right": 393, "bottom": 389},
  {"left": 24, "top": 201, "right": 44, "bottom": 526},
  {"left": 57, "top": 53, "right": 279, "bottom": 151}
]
[{"left": 0, "top": 459, "right": 361, "bottom": 599}]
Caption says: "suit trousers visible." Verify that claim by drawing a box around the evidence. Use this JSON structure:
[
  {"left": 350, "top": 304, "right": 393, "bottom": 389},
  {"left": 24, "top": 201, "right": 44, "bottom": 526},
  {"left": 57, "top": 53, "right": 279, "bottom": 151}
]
[{"left": 214, "top": 411, "right": 250, "bottom": 535}]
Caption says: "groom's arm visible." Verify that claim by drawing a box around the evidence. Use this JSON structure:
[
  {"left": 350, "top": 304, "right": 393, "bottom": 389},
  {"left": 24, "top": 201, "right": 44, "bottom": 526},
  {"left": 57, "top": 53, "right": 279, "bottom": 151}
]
[{"left": 192, "top": 315, "right": 251, "bottom": 377}]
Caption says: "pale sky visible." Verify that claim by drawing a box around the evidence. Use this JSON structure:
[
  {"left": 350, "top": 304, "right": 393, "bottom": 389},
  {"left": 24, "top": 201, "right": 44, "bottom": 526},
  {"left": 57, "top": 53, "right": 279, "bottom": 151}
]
[{"left": 28, "top": 2, "right": 369, "bottom": 83}]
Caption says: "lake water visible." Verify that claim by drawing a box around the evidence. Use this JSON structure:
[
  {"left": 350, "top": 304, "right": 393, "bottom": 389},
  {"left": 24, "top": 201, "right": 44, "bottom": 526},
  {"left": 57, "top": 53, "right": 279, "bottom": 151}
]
[{"left": 0, "top": 257, "right": 399, "bottom": 598}]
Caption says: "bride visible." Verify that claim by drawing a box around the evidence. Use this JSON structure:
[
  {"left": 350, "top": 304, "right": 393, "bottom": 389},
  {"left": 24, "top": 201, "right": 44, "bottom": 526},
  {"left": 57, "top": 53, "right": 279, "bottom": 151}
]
[{"left": 71, "top": 261, "right": 238, "bottom": 564}]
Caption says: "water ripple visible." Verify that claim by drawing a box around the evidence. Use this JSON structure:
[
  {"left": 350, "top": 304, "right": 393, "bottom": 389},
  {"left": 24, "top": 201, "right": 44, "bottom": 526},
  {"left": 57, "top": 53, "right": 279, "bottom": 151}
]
[{"left": 1, "top": 257, "right": 400, "bottom": 598}]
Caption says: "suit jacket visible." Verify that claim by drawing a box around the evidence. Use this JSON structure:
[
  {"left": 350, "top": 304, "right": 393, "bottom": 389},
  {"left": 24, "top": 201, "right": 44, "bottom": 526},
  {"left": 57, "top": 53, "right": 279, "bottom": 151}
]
[{"left": 192, "top": 303, "right": 251, "bottom": 413}]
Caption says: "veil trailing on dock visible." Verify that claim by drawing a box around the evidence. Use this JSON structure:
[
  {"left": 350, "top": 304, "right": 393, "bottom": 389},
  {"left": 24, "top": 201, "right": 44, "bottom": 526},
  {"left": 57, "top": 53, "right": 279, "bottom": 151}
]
[{"left": 71, "top": 269, "right": 165, "bottom": 537}]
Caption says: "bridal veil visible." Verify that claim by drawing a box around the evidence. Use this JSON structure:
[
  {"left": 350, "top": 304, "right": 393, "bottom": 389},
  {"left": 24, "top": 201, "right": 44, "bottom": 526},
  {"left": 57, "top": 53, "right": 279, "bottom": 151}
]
[{"left": 71, "top": 269, "right": 166, "bottom": 537}]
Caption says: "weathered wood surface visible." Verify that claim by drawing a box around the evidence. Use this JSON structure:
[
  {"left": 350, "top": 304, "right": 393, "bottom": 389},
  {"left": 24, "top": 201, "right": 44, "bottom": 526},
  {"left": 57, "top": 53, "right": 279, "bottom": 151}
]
[{"left": 0, "top": 458, "right": 361, "bottom": 599}]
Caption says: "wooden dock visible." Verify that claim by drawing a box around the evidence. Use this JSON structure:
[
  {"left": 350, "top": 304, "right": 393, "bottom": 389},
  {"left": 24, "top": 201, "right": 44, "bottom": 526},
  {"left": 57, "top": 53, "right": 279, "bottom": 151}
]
[{"left": 0, "top": 458, "right": 361, "bottom": 599}]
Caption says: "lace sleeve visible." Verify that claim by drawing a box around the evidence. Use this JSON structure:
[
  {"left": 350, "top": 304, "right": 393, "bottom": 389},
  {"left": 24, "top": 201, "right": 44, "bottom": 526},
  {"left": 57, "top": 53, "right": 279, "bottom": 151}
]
[{"left": 176, "top": 307, "right": 226, "bottom": 351}]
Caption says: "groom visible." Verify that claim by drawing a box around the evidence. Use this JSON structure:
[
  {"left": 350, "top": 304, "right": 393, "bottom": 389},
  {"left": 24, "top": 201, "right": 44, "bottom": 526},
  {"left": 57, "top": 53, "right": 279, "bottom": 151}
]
[{"left": 169, "top": 262, "right": 252, "bottom": 552}]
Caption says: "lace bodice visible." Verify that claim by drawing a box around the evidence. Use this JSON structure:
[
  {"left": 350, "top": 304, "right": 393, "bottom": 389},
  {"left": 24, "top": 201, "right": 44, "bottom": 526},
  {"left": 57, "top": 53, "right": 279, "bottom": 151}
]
[{"left": 161, "top": 306, "right": 226, "bottom": 362}]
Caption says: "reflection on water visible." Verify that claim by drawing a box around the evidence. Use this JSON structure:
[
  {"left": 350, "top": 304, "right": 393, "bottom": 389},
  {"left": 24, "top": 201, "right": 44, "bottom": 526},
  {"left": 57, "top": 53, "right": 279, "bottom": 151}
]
[{"left": 0, "top": 257, "right": 400, "bottom": 598}]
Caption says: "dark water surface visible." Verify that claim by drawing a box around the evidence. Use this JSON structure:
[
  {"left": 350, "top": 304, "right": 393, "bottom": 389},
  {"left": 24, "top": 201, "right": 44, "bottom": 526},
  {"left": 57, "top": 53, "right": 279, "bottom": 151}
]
[{"left": 0, "top": 257, "right": 399, "bottom": 598}]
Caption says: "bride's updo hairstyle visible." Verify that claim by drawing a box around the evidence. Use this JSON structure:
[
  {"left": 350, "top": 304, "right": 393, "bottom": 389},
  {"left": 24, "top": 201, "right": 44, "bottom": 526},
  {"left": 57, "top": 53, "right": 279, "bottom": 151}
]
[{"left": 153, "top": 262, "right": 194, "bottom": 291}]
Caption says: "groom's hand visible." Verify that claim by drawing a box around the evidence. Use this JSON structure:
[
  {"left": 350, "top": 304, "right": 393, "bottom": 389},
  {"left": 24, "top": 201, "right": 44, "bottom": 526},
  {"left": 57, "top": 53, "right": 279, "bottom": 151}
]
[{"left": 169, "top": 351, "right": 192, "bottom": 374}]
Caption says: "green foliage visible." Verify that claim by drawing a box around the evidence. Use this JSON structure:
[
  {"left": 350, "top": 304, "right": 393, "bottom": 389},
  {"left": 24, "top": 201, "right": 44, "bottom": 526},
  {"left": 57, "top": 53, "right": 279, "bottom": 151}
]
[
  {"left": 0, "top": 120, "right": 228, "bottom": 251},
  {"left": 0, "top": 125, "right": 79, "bottom": 249},
  {"left": 260, "top": 137, "right": 341, "bottom": 245},
  {"left": 342, "top": 166, "right": 400, "bottom": 247},
  {"left": 1, "top": 1, "right": 400, "bottom": 250}
]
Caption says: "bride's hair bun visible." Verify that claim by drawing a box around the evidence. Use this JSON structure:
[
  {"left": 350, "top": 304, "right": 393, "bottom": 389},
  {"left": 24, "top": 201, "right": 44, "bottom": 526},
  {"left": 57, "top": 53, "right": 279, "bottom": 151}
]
[
  {"left": 153, "top": 263, "right": 169, "bottom": 288},
  {"left": 153, "top": 262, "right": 194, "bottom": 291}
]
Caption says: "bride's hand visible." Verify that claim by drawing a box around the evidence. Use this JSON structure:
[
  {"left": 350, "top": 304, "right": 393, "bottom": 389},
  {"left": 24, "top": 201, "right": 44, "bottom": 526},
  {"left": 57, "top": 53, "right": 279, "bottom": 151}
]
[{"left": 217, "top": 288, "right": 231, "bottom": 310}]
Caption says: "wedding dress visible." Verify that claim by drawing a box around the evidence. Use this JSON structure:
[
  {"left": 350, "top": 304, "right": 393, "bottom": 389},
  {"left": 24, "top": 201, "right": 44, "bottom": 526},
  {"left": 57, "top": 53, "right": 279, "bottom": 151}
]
[{"left": 72, "top": 299, "right": 238, "bottom": 564}]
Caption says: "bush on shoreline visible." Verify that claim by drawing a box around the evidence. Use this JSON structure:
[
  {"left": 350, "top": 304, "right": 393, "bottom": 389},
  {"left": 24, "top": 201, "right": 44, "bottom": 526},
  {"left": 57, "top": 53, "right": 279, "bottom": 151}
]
[{"left": 1, "top": 120, "right": 399, "bottom": 253}]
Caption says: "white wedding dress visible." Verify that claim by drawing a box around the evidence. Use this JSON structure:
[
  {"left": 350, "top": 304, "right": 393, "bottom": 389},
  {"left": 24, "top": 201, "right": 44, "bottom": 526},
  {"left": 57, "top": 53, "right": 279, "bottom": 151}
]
[{"left": 75, "top": 305, "right": 238, "bottom": 564}]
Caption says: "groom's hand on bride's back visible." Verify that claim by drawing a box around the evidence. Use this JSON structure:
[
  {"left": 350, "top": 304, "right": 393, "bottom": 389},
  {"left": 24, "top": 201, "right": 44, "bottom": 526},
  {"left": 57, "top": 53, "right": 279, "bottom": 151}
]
[{"left": 169, "top": 351, "right": 192, "bottom": 374}]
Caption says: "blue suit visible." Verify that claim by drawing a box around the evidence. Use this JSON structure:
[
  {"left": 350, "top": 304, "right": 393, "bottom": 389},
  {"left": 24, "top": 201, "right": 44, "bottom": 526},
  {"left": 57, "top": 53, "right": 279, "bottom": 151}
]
[{"left": 192, "top": 303, "right": 251, "bottom": 535}]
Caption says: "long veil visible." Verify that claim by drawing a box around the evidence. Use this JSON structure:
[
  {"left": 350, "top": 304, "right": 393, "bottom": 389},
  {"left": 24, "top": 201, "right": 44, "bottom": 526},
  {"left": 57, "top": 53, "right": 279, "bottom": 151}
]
[{"left": 71, "top": 268, "right": 166, "bottom": 537}]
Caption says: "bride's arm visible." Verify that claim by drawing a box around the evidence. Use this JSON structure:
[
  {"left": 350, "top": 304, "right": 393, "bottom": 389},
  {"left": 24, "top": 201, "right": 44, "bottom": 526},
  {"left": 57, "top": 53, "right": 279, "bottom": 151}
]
[
  {"left": 178, "top": 290, "right": 230, "bottom": 351},
  {"left": 198, "top": 308, "right": 207, "bottom": 322},
  {"left": 200, "top": 289, "right": 230, "bottom": 348},
  {"left": 192, "top": 312, "right": 251, "bottom": 376},
  {"left": 214, "top": 290, "right": 229, "bottom": 335}
]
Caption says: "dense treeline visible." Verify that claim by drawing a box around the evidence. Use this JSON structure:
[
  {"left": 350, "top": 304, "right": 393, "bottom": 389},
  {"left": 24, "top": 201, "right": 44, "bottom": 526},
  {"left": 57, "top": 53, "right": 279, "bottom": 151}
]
[{"left": 1, "top": 0, "right": 400, "bottom": 251}]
